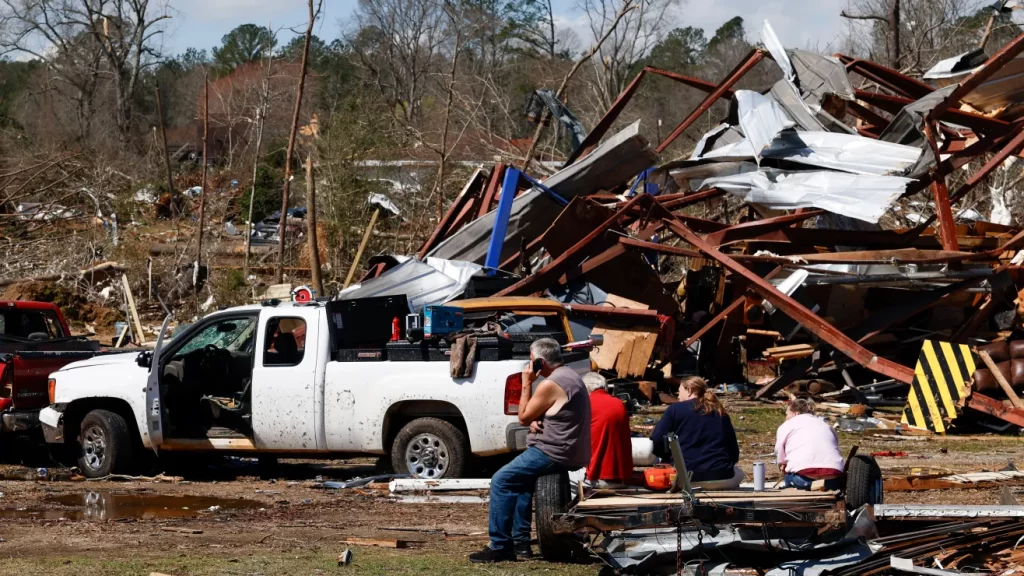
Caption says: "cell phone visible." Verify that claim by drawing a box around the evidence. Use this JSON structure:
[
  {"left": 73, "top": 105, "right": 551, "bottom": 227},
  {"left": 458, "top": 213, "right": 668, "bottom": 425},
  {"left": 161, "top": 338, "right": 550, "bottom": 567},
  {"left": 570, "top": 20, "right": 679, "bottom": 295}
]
[{"left": 532, "top": 358, "right": 543, "bottom": 373}]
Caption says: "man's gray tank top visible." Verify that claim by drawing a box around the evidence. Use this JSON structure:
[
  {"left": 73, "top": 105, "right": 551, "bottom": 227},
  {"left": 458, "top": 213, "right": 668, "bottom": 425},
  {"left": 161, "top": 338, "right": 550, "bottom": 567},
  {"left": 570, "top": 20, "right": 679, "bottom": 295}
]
[{"left": 527, "top": 365, "right": 591, "bottom": 469}]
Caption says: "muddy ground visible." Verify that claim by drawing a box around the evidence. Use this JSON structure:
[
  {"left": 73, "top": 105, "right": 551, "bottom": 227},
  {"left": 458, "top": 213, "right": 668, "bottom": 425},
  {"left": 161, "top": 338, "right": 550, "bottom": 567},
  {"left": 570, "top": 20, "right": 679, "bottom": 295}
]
[{"left": 1, "top": 401, "right": 1022, "bottom": 575}]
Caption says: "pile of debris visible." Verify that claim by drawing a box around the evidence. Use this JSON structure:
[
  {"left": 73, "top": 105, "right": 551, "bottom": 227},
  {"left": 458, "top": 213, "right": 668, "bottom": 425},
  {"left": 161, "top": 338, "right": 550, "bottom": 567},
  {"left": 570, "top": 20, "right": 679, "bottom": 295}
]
[{"left": 347, "top": 20, "right": 1024, "bottom": 436}]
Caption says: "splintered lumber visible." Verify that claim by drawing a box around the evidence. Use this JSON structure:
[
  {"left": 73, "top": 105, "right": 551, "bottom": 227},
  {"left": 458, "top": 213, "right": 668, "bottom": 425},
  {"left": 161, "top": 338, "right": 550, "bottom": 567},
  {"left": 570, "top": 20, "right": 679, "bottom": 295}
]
[
  {"left": 979, "top": 350, "right": 1024, "bottom": 409},
  {"left": 589, "top": 295, "right": 660, "bottom": 378},
  {"left": 122, "top": 274, "right": 146, "bottom": 346},
  {"left": 574, "top": 489, "right": 838, "bottom": 509},
  {"left": 765, "top": 344, "right": 816, "bottom": 354},
  {"left": 885, "top": 470, "right": 1024, "bottom": 492},
  {"left": 389, "top": 478, "right": 491, "bottom": 492}
]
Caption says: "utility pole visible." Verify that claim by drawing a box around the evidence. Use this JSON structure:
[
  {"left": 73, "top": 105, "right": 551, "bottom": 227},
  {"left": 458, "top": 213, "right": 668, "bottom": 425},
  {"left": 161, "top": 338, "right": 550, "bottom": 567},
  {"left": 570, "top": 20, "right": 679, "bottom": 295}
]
[
  {"left": 305, "top": 155, "right": 324, "bottom": 295},
  {"left": 196, "top": 71, "right": 209, "bottom": 292},
  {"left": 275, "top": 0, "right": 321, "bottom": 283}
]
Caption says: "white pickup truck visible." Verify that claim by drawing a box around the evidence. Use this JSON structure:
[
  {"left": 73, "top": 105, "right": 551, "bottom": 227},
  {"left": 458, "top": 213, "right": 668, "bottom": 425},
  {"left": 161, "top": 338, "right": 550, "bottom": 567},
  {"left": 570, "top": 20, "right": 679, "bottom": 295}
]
[{"left": 39, "top": 297, "right": 593, "bottom": 479}]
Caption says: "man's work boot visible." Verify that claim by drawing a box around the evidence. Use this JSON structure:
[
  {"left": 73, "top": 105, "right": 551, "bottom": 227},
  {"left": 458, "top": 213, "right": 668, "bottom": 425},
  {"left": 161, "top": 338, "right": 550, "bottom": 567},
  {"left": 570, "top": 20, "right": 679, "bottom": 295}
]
[
  {"left": 469, "top": 546, "right": 516, "bottom": 564},
  {"left": 515, "top": 543, "right": 534, "bottom": 560}
]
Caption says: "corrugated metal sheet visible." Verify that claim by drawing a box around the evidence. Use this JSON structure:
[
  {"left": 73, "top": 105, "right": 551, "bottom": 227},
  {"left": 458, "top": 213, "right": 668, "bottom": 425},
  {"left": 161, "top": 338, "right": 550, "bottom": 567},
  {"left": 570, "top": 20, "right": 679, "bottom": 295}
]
[
  {"left": 336, "top": 257, "right": 482, "bottom": 311},
  {"left": 696, "top": 168, "right": 912, "bottom": 223}
]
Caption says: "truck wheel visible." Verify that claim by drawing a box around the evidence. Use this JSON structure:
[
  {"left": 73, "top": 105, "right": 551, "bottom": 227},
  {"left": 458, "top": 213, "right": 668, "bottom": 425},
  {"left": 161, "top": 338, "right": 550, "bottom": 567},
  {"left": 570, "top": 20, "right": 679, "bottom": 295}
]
[
  {"left": 391, "top": 418, "right": 466, "bottom": 479},
  {"left": 77, "top": 410, "right": 134, "bottom": 478},
  {"left": 845, "top": 455, "right": 883, "bottom": 509},
  {"left": 535, "top": 471, "right": 585, "bottom": 563}
]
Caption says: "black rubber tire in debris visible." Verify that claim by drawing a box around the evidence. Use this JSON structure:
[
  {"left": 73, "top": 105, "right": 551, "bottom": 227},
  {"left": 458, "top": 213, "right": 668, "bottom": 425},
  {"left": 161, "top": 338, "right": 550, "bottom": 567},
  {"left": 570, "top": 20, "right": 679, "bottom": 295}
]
[
  {"left": 77, "top": 409, "right": 135, "bottom": 478},
  {"left": 535, "top": 471, "right": 586, "bottom": 563},
  {"left": 845, "top": 454, "right": 883, "bottom": 509},
  {"left": 390, "top": 417, "right": 466, "bottom": 479}
]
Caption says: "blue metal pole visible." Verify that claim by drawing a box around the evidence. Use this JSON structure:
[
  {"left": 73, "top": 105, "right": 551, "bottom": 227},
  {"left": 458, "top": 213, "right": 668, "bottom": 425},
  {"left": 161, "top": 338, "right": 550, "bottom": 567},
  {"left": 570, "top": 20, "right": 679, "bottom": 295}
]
[{"left": 484, "top": 167, "right": 520, "bottom": 273}]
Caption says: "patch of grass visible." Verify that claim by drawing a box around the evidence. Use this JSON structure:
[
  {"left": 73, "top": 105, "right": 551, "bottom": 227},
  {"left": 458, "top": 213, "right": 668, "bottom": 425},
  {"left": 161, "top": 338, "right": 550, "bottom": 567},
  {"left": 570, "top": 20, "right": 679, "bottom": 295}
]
[
  {"left": 4, "top": 548, "right": 597, "bottom": 576},
  {"left": 731, "top": 406, "right": 786, "bottom": 439}
]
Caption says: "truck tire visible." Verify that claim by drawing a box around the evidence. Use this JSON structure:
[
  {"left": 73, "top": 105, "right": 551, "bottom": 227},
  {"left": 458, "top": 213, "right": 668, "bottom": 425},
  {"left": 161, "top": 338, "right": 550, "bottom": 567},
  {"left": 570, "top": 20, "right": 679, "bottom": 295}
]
[
  {"left": 77, "top": 409, "right": 134, "bottom": 478},
  {"left": 845, "top": 455, "right": 883, "bottom": 509},
  {"left": 535, "top": 471, "right": 585, "bottom": 563},
  {"left": 391, "top": 418, "right": 466, "bottom": 479}
]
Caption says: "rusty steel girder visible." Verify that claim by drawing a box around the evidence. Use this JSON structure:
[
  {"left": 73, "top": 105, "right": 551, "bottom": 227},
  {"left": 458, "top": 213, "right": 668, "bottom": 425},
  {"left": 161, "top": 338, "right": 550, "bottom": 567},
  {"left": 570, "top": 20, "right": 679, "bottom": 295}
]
[{"left": 644, "top": 199, "right": 916, "bottom": 384}]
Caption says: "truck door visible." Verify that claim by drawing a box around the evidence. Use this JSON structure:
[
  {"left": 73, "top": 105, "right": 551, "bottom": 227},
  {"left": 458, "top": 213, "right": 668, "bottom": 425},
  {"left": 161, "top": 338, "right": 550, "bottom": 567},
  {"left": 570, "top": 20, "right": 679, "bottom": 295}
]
[
  {"left": 145, "top": 316, "right": 172, "bottom": 450},
  {"left": 251, "top": 307, "right": 322, "bottom": 449}
]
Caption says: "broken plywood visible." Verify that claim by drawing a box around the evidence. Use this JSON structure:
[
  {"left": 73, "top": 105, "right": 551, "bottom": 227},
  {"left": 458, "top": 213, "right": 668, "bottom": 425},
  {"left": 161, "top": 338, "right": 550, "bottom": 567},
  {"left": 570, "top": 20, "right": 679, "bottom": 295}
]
[
  {"left": 884, "top": 470, "right": 1024, "bottom": 492},
  {"left": 590, "top": 295, "right": 660, "bottom": 378}
]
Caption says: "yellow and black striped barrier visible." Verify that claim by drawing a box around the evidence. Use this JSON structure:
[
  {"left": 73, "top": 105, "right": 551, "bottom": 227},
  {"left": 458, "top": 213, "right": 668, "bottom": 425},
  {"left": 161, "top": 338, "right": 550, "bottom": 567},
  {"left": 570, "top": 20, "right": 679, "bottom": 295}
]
[{"left": 901, "top": 340, "right": 976, "bottom": 434}]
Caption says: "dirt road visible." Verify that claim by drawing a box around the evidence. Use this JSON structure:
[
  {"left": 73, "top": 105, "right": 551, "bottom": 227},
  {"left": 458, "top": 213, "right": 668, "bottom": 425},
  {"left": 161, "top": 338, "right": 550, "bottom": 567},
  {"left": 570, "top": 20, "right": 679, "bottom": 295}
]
[{"left": 1, "top": 401, "right": 1022, "bottom": 575}]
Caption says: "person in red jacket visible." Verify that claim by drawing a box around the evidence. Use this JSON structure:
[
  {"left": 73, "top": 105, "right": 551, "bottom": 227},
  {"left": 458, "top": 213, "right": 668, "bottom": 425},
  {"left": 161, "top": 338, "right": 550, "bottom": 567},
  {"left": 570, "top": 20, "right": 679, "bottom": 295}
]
[{"left": 584, "top": 372, "right": 633, "bottom": 486}]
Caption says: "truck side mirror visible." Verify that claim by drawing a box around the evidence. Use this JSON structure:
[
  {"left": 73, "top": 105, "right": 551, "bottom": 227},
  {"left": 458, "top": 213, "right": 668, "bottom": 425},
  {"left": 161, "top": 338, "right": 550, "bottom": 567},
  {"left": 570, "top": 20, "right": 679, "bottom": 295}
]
[{"left": 136, "top": 351, "right": 153, "bottom": 369}]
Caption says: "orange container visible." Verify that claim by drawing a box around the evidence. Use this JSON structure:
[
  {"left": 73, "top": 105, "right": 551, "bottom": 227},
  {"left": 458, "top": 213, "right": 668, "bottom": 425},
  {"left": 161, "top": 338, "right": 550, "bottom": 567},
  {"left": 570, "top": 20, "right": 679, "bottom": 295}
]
[{"left": 643, "top": 465, "right": 677, "bottom": 491}]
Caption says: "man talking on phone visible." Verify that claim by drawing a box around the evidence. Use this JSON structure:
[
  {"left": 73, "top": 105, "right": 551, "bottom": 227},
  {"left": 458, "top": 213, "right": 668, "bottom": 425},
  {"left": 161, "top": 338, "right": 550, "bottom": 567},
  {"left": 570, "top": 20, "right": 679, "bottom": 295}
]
[{"left": 469, "top": 338, "right": 591, "bottom": 563}]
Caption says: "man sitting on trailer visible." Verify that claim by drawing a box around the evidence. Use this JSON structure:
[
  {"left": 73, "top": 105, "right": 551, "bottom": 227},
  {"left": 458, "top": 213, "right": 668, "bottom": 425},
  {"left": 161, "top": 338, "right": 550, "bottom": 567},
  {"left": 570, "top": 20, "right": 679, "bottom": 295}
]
[
  {"left": 775, "top": 398, "right": 844, "bottom": 490},
  {"left": 469, "top": 338, "right": 591, "bottom": 564},
  {"left": 584, "top": 372, "right": 633, "bottom": 487}
]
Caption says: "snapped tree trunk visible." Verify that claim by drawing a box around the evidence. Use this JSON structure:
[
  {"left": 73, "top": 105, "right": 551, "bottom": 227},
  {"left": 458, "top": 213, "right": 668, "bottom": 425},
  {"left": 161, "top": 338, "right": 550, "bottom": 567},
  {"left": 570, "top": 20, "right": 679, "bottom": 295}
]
[
  {"left": 275, "top": 0, "right": 320, "bottom": 283},
  {"left": 196, "top": 72, "right": 210, "bottom": 294},
  {"left": 306, "top": 155, "right": 324, "bottom": 295}
]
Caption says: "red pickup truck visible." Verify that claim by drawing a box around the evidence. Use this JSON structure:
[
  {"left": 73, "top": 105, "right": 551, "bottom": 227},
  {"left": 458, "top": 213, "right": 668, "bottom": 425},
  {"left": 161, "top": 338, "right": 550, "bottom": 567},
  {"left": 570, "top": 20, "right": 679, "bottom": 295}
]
[{"left": 0, "top": 301, "right": 103, "bottom": 434}]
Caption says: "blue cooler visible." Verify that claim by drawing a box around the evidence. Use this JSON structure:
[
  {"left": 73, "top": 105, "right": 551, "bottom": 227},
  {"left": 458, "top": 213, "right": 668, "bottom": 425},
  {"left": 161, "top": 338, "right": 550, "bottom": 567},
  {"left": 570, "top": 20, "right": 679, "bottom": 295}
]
[{"left": 423, "top": 306, "right": 463, "bottom": 339}]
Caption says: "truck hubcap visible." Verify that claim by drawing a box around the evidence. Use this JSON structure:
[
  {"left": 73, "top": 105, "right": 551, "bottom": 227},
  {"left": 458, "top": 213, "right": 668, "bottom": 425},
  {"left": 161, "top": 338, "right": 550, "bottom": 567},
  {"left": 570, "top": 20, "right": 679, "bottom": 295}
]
[
  {"left": 82, "top": 425, "right": 107, "bottom": 471},
  {"left": 405, "top": 433, "right": 449, "bottom": 478}
]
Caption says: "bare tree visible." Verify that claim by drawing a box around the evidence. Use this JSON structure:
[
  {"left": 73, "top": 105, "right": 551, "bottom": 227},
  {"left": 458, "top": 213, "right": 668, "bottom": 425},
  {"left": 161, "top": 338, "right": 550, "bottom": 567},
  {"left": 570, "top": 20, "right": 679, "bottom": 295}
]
[
  {"left": 244, "top": 52, "right": 273, "bottom": 274},
  {"left": 580, "top": 0, "right": 679, "bottom": 110},
  {"left": 349, "top": 0, "right": 448, "bottom": 122},
  {"left": 0, "top": 0, "right": 171, "bottom": 144},
  {"left": 841, "top": 0, "right": 997, "bottom": 75},
  {"left": 275, "top": 0, "right": 322, "bottom": 283},
  {"left": 520, "top": 0, "right": 637, "bottom": 170}
]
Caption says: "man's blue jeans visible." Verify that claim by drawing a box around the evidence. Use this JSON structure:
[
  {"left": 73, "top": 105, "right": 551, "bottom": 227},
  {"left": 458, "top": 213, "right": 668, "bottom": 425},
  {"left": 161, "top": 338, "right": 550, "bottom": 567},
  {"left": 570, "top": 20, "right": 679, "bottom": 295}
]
[{"left": 488, "top": 446, "right": 562, "bottom": 551}]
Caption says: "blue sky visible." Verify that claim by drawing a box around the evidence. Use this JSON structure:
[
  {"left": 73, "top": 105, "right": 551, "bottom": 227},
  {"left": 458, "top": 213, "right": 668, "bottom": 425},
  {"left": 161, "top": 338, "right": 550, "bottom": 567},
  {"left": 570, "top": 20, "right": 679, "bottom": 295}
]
[{"left": 162, "top": 0, "right": 850, "bottom": 57}]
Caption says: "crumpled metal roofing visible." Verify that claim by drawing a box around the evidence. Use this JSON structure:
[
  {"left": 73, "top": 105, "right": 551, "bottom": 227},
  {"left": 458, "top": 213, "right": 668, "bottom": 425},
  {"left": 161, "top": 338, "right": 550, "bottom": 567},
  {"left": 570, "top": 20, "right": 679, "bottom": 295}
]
[
  {"left": 924, "top": 49, "right": 1024, "bottom": 121},
  {"left": 701, "top": 131, "right": 922, "bottom": 175},
  {"left": 336, "top": 256, "right": 482, "bottom": 311},
  {"left": 428, "top": 121, "right": 655, "bottom": 264},
  {"left": 696, "top": 168, "right": 912, "bottom": 223}
]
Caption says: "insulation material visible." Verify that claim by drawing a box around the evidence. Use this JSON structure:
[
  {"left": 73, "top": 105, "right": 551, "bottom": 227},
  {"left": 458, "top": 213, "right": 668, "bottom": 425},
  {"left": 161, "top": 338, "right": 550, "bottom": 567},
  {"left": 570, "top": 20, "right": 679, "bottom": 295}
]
[
  {"left": 698, "top": 169, "right": 912, "bottom": 223},
  {"left": 588, "top": 295, "right": 660, "bottom": 378},
  {"left": 991, "top": 186, "right": 1013, "bottom": 225}
]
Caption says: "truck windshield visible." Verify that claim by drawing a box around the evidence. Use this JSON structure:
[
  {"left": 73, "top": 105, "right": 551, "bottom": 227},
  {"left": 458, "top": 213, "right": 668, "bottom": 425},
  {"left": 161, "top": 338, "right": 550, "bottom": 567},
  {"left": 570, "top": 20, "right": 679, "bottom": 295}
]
[
  {"left": 175, "top": 317, "right": 257, "bottom": 356},
  {"left": 0, "top": 309, "right": 66, "bottom": 340}
]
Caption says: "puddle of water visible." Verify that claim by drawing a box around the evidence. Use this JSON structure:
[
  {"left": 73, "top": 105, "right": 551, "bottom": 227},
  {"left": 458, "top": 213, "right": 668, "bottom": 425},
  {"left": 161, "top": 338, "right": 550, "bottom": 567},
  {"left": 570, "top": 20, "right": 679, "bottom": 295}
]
[{"left": 0, "top": 492, "right": 262, "bottom": 521}]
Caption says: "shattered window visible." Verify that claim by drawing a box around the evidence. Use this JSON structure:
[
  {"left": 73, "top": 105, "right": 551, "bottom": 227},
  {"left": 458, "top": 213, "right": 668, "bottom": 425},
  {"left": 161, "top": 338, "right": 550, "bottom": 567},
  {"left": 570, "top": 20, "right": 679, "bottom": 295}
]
[{"left": 175, "top": 317, "right": 257, "bottom": 357}]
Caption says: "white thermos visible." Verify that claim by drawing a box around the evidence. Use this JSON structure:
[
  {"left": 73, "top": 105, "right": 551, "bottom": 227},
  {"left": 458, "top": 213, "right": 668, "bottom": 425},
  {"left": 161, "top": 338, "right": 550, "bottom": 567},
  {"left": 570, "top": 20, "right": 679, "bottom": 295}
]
[{"left": 753, "top": 461, "right": 766, "bottom": 491}]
